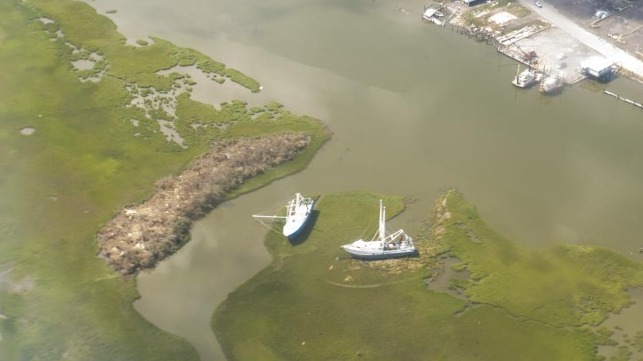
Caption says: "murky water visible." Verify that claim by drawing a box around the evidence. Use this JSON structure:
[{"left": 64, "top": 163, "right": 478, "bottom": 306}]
[{"left": 87, "top": 0, "right": 643, "bottom": 359}]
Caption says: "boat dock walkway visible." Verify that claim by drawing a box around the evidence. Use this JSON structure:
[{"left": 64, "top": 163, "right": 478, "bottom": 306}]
[
  {"left": 604, "top": 91, "right": 643, "bottom": 110},
  {"left": 424, "top": 2, "right": 594, "bottom": 88},
  {"left": 496, "top": 43, "right": 586, "bottom": 86},
  {"left": 421, "top": 0, "right": 643, "bottom": 109}
]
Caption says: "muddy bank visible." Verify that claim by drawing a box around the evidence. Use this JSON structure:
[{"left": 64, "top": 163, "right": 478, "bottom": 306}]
[{"left": 97, "top": 133, "right": 310, "bottom": 276}]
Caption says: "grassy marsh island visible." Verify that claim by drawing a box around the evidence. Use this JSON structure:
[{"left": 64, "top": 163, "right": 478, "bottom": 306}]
[
  {"left": 213, "top": 190, "right": 643, "bottom": 361},
  {"left": 0, "top": 0, "right": 328, "bottom": 360},
  {"left": 98, "top": 134, "right": 311, "bottom": 276}
]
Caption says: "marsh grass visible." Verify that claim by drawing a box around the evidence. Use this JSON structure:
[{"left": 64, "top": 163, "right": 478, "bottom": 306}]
[
  {"left": 0, "top": 0, "right": 328, "bottom": 359},
  {"left": 212, "top": 191, "right": 615, "bottom": 361},
  {"left": 440, "top": 191, "right": 643, "bottom": 329}
]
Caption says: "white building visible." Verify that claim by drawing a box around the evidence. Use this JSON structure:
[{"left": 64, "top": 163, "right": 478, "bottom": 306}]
[{"left": 580, "top": 56, "right": 614, "bottom": 80}]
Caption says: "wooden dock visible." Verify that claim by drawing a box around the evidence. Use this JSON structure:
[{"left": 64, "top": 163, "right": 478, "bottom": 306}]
[
  {"left": 604, "top": 90, "right": 643, "bottom": 109},
  {"left": 496, "top": 45, "right": 586, "bottom": 85}
]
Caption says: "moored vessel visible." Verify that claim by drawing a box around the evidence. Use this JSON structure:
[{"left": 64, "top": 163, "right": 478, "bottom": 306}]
[
  {"left": 422, "top": 6, "right": 445, "bottom": 25},
  {"left": 539, "top": 75, "right": 564, "bottom": 94},
  {"left": 512, "top": 65, "right": 542, "bottom": 88}
]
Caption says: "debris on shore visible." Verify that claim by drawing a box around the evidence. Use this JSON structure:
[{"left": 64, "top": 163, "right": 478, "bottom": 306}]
[
  {"left": 422, "top": 0, "right": 643, "bottom": 86},
  {"left": 97, "top": 133, "right": 311, "bottom": 276}
]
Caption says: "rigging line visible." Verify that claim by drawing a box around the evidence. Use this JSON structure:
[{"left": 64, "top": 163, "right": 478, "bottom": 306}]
[
  {"left": 252, "top": 215, "right": 287, "bottom": 219},
  {"left": 354, "top": 218, "right": 375, "bottom": 240},
  {"left": 252, "top": 197, "right": 290, "bottom": 219},
  {"left": 253, "top": 217, "right": 282, "bottom": 234}
]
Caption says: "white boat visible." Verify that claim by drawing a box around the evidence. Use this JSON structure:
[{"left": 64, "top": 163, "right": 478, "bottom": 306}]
[
  {"left": 539, "top": 76, "right": 564, "bottom": 94},
  {"left": 252, "top": 193, "right": 315, "bottom": 239},
  {"left": 512, "top": 65, "right": 542, "bottom": 88},
  {"left": 422, "top": 7, "right": 444, "bottom": 25},
  {"left": 341, "top": 200, "right": 415, "bottom": 259}
]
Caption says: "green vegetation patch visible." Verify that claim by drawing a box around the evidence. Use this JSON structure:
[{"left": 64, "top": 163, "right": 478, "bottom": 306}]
[
  {"left": 212, "top": 191, "right": 619, "bottom": 361},
  {"left": 437, "top": 190, "right": 643, "bottom": 328},
  {"left": 0, "top": 0, "right": 328, "bottom": 360}
]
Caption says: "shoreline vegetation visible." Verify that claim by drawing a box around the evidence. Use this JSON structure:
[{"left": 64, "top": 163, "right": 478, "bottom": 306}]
[
  {"left": 213, "top": 190, "right": 643, "bottom": 361},
  {"left": 98, "top": 133, "right": 311, "bottom": 276},
  {"left": 3, "top": 0, "right": 643, "bottom": 360},
  {"left": 0, "top": 0, "right": 329, "bottom": 360}
]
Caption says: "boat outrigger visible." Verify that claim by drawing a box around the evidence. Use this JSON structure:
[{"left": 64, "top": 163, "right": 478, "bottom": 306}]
[
  {"left": 341, "top": 200, "right": 415, "bottom": 259},
  {"left": 252, "top": 193, "right": 315, "bottom": 239}
]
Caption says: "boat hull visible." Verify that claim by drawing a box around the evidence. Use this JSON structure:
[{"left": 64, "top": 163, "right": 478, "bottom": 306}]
[
  {"left": 512, "top": 69, "right": 542, "bottom": 88},
  {"left": 540, "top": 77, "right": 564, "bottom": 94},
  {"left": 512, "top": 78, "right": 539, "bottom": 88},
  {"left": 341, "top": 239, "right": 415, "bottom": 259},
  {"left": 282, "top": 200, "right": 315, "bottom": 239},
  {"left": 340, "top": 199, "right": 415, "bottom": 259},
  {"left": 341, "top": 246, "right": 415, "bottom": 259},
  {"left": 283, "top": 217, "right": 311, "bottom": 239}
]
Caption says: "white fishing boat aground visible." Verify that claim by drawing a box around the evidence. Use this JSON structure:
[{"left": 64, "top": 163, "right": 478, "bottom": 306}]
[
  {"left": 252, "top": 193, "right": 315, "bottom": 239},
  {"left": 341, "top": 200, "right": 415, "bottom": 259}
]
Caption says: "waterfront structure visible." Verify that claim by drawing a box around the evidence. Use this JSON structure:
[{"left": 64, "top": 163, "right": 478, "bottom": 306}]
[{"left": 580, "top": 56, "right": 614, "bottom": 81}]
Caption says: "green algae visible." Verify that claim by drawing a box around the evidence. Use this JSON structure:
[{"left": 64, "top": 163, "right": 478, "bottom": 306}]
[
  {"left": 212, "top": 191, "right": 643, "bottom": 361},
  {"left": 0, "top": 0, "right": 329, "bottom": 360}
]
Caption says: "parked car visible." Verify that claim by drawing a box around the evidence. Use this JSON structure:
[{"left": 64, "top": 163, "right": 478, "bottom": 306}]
[{"left": 534, "top": 1, "right": 542, "bottom": 7}]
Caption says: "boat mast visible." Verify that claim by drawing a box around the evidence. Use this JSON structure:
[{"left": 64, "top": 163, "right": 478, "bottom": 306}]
[
  {"left": 287, "top": 194, "right": 300, "bottom": 217},
  {"left": 379, "top": 200, "right": 386, "bottom": 242}
]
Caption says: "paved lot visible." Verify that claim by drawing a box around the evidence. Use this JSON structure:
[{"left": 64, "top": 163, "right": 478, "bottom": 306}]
[
  {"left": 437, "top": 0, "right": 643, "bottom": 82},
  {"left": 517, "top": 0, "right": 643, "bottom": 78},
  {"left": 539, "top": 0, "right": 643, "bottom": 60},
  {"left": 506, "top": 27, "right": 597, "bottom": 82}
]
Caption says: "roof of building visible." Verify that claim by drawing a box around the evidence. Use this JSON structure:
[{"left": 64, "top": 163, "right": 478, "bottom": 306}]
[
  {"left": 462, "top": 0, "right": 485, "bottom": 4},
  {"left": 580, "top": 56, "right": 613, "bottom": 71}
]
